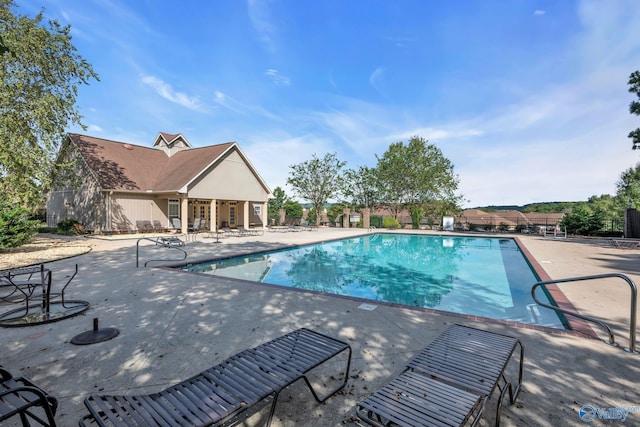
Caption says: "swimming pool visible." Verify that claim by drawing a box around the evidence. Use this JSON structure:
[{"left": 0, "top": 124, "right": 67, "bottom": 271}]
[{"left": 181, "top": 233, "right": 565, "bottom": 329}]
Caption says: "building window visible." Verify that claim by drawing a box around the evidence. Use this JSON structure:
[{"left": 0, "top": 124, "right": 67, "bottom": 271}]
[
  {"left": 253, "top": 204, "right": 262, "bottom": 217},
  {"left": 168, "top": 199, "right": 179, "bottom": 221},
  {"left": 229, "top": 206, "right": 236, "bottom": 226}
]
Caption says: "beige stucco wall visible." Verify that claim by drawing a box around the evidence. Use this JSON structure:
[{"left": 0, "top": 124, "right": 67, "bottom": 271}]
[
  {"left": 110, "top": 193, "right": 167, "bottom": 231},
  {"left": 188, "top": 150, "right": 269, "bottom": 202}
]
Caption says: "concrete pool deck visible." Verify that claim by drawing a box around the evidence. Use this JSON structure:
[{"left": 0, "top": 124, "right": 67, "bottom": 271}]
[{"left": 1, "top": 228, "right": 639, "bottom": 426}]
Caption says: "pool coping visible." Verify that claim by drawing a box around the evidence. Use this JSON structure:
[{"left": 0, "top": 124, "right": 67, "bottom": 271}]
[{"left": 163, "top": 231, "right": 599, "bottom": 341}]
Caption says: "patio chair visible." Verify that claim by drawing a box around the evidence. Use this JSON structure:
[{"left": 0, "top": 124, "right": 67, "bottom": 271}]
[
  {"left": 238, "top": 225, "right": 261, "bottom": 236},
  {"left": 135, "top": 221, "right": 153, "bottom": 233},
  {"left": 152, "top": 220, "right": 166, "bottom": 232},
  {"left": 188, "top": 218, "right": 201, "bottom": 232},
  {"left": 114, "top": 223, "right": 133, "bottom": 234},
  {"left": 155, "top": 236, "right": 185, "bottom": 247},
  {"left": 79, "top": 328, "right": 351, "bottom": 427},
  {"left": 0, "top": 367, "right": 58, "bottom": 427},
  {"left": 221, "top": 227, "right": 240, "bottom": 237},
  {"left": 357, "top": 324, "right": 524, "bottom": 427},
  {"left": 170, "top": 218, "right": 182, "bottom": 231}
]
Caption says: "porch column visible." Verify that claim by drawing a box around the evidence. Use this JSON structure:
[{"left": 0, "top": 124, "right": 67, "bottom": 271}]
[
  {"left": 343, "top": 208, "right": 350, "bottom": 228},
  {"left": 240, "top": 201, "right": 249, "bottom": 227},
  {"left": 181, "top": 197, "right": 188, "bottom": 233},
  {"left": 261, "top": 202, "right": 268, "bottom": 229},
  {"left": 210, "top": 199, "right": 217, "bottom": 231}
]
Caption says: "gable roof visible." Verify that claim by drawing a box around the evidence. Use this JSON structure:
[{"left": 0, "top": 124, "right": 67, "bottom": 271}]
[{"left": 67, "top": 133, "right": 242, "bottom": 193}]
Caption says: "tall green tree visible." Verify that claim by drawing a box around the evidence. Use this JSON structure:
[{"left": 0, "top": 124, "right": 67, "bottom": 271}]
[
  {"left": 375, "top": 136, "right": 462, "bottom": 219},
  {"left": 560, "top": 204, "right": 605, "bottom": 236},
  {"left": 615, "top": 163, "right": 640, "bottom": 207},
  {"left": 287, "top": 153, "right": 346, "bottom": 225},
  {"left": 341, "top": 165, "right": 378, "bottom": 208},
  {"left": 629, "top": 71, "right": 640, "bottom": 150},
  {"left": 267, "top": 186, "right": 288, "bottom": 224},
  {"left": 0, "top": 1, "right": 98, "bottom": 209}
]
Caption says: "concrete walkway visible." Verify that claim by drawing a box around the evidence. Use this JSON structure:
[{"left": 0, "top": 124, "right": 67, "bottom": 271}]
[{"left": 1, "top": 229, "right": 639, "bottom": 426}]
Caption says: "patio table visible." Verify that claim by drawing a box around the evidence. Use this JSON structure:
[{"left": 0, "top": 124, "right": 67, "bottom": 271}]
[{"left": 0, "top": 264, "right": 90, "bottom": 327}]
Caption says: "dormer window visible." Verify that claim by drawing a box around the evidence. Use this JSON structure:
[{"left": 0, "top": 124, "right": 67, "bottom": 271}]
[{"left": 152, "top": 132, "right": 192, "bottom": 157}]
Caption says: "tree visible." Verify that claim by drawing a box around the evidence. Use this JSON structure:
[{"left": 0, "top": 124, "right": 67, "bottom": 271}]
[
  {"left": 327, "top": 202, "right": 347, "bottom": 225},
  {"left": 287, "top": 153, "right": 346, "bottom": 225},
  {"left": 560, "top": 204, "right": 605, "bottom": 236},
  {"left": 0, "top": 1, "right": 98, "bottom": 209},
  {"left": 615, "top": 163, "right": 640, "bottom": 207},
  {"left": 341, "top": 166, "right": 378, "bottom": 209},
  {"left": 267, "top": 186, "right": 288, "bottom": 225},
  {"left": 629, "top": 71, "right": 640, "bottom": 150},
  {"left": 283, "top": 199, "right": 303, "bottom": 222},
  {"left": 375, "top": 136, "right": 462, "bottom": 219}
]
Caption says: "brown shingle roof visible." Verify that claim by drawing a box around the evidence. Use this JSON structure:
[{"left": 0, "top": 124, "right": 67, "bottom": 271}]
[{"left": 69, "top": 133, "right": 235, "bottom": 192}]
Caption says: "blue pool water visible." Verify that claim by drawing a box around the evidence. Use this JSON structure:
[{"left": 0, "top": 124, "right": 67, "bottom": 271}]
[{"left": 181, "top": 234, "right": 565, "bottom": 328}]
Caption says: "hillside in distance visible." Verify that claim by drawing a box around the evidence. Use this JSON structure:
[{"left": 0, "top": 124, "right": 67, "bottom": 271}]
[{"left": 473, "top": 201, "right": 578, "bottom": 213}]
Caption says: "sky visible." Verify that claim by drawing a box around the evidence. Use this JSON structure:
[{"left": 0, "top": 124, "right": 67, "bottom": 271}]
[{"left": 17, "top": 0, "right": 640, "bottom": 207}]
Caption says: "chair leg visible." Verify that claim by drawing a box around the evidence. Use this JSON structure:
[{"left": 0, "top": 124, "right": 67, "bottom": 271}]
[
  {"left": 510, "top": 341, "right": 525, "bottom": 404},
  {"left": 300, "top": 346, "right": 351, "bottom": 403}
]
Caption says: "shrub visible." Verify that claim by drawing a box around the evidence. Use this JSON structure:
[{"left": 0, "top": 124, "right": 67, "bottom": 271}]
[
  {"left": 498, "top": 222, "right": 510, "bottom": 232},
  {"left": 382, "top": 217, "right": 401, "bottom": 229},
  {"left": 0, "top": 202, "right": 39, "bottom": 248},
  {"left": 561, "top": 206, "right": 605, "bottom": 236},
  {"left": 56, "top": 218, "right": 83, "bottom": 234}
]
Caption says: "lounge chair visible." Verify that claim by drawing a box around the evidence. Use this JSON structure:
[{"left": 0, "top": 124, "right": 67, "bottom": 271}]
[
  {"left": 170, "top": 218, "right": 182, "bottom": 231},
  {"left": 135, "top": 220, "right": 153, "bottom": 233},
  {"left": 609, "top": 239, "right": 640, "bottom": 249},
  {"left": 221, "top": 227, "right": 240, "bottom": 237},
  {"left": 357, "top": 324, "right": 524, "bottom": 427},
  {"left": 114, "top": 223, "right": 133, "bottom": 234},
  {"left": 79, "top": 328, "right": 351, "bottom": 427},
  {"left": 155, "top": 236, "right": 185, "bottom": 247},
  {"left": 152, "top": 220, "right": 166, "bottom": 232},
  {"left": 188, "top": 218, "right": 201, "bottom": 233},
  {"left": 0, "top": 366, "right": 58, "bottom": 426},
  {"left": 238, "top": 225, "right": 261, "bottom": 236}
]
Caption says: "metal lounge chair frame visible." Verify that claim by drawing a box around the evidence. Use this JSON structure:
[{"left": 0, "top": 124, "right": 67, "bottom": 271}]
[
  {"left": 357, "top": 324, "right": 524, "bottom": 427},
  {"left": 80, "top": 328, "right": 352, "bottom": 427},
  {"left": 0, "top": 367, "right": 58, "bottom": 427},
  {"left": 237, "top": 225, "right": 262, "bottom": 236}
]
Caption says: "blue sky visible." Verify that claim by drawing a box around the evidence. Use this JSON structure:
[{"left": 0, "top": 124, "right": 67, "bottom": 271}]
[{"left": 19, "top": 0, "right": 640, "bottom": 207}]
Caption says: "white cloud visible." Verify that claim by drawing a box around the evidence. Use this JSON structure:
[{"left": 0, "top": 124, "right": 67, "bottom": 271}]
[
  {"left": 534, "top": 10, "right": 546, "bottom": 16},
  {"left": 265, "top": 69, "right": 291, "bottom": 85},
  {"left": 241, "top": 132, "right": 333, "bottom": 197},
  {"left": 369, "top": 67, "right": 386, "bottom": 92},
  {"left": 247, "top": 0, "right": 278, "bottom": 53},
  {"left": 141, "top": 75, "right": 206, "bottom": 112},
  {"left": 87, "top": 124, "right": 103, "bottom": 132}
]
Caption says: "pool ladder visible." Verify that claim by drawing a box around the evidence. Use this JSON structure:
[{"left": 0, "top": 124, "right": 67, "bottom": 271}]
[{"left": 531, "top": 273, "right": 638, "bottom": 354}]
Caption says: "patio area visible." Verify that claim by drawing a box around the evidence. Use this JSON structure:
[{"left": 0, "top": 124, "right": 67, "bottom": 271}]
[{"left": 1, "top": 228, "right": 639, "bottom": 426}]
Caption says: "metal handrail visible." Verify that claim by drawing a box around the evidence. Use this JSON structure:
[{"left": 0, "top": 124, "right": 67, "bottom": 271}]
[
  {"left": 532, "top": 273, "right": 638, "bottom": 354},
  {"left": 136, "top": 237, "right": 187, "bottom": 268}
]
